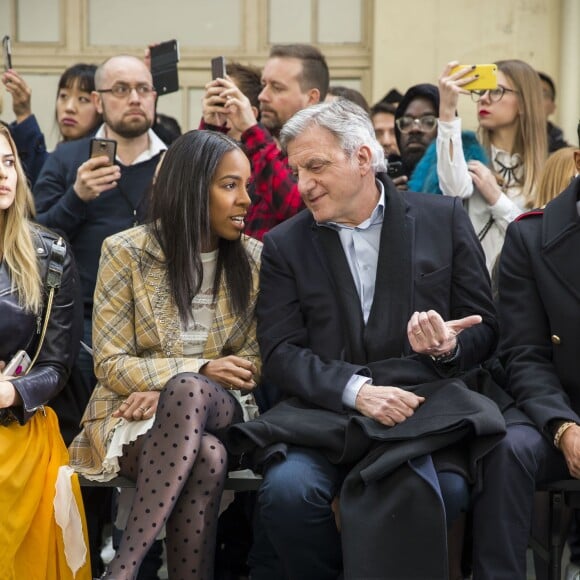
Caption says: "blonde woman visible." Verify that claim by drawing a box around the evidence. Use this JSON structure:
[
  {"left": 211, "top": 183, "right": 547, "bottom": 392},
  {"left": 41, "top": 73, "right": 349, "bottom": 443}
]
[
  {"left": 437, "top": 59, "right": 548, "bottom": 272},
  {"left": 0, "top": 125, "right": 89, "bottom": 579},
  {"left": 534, "top": 146, "right": 578, "bottom": 208}
]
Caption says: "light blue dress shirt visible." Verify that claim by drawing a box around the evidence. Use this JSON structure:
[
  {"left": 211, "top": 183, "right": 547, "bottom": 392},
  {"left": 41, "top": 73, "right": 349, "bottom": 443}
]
[{"left": 319, "top": 180, "right": 385, "bottom": 408}]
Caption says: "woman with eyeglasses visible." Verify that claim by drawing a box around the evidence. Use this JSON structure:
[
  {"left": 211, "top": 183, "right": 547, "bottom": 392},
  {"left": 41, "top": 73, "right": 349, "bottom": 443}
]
[
  {"left": 437, "top": 59, "right": 548, "bottom": 272},
  {"left": 2, "top": 64, "right": 102, "bottom": 186}
]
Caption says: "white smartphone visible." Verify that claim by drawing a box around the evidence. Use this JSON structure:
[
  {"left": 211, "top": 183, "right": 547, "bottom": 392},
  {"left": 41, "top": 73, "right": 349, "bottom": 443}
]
[{"left": 4, "top": 350, "right": 31, "bottom": 376}]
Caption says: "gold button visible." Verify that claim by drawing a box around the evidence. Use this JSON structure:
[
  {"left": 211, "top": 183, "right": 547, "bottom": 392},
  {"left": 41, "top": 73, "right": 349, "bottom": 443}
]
[{"left": 551, "top": 335, "right": 561, "bottom": 345}]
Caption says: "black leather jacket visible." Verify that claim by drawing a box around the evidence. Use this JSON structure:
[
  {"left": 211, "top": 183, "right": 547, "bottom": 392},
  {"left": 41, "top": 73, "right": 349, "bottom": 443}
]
[{"left": 0, "top": 225, "right": 81, "bottom": 424}]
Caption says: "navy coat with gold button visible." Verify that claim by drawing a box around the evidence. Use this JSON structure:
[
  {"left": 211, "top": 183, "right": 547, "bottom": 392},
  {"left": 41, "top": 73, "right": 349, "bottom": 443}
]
[{"left": 498, "top": 176, "right": 580, "bottom": 436}]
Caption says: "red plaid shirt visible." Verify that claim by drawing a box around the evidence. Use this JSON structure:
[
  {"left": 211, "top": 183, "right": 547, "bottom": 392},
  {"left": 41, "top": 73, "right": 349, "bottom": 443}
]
[
  {"left": 240, "top": 124, "right": 304, "bottom": 240},
  {"left": 199, "top": 120, "right": 304, "bottom": 241}
]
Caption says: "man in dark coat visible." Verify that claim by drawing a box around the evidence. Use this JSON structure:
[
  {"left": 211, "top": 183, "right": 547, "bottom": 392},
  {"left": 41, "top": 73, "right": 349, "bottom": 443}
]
[
  {"left": 471, "top": 140, "right": 580, "bottom": 579},
  {"left": 228, "top": 99, "right": 506, "bottom": 580}
]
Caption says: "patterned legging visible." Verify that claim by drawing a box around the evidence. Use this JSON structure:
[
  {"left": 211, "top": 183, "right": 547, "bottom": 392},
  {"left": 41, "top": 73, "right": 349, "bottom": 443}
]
[{"left": 104, "top": 372, "right": 239, "bottom": 580}]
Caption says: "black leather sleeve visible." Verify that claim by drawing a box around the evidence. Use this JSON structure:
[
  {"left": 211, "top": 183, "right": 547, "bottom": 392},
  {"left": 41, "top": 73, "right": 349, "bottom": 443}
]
[{"left": 11, "top": 232, "right": 82, "bottom": 424}]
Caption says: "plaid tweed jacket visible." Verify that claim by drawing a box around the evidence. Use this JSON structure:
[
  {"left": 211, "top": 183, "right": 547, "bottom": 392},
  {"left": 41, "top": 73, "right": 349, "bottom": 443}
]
[{"left": 69, "top": 225, "right": 262, "bottom": 477}]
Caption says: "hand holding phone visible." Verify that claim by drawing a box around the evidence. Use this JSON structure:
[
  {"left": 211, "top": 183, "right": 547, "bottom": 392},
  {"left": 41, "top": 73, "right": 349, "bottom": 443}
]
[
  {"left": 73, "top": 139, "right": 120, "bottom": 202},
  {"left": 4, "top": 350, "right": 31, "bottom": 377}
]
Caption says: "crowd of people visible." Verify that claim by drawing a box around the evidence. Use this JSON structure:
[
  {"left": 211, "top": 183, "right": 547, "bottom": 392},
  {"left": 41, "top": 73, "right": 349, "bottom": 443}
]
[{"left": 0, "top": 41, "right": 578, "bottom": 580}]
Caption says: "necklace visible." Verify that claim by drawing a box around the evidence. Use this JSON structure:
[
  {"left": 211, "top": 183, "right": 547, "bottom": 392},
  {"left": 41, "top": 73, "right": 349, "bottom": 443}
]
[{"left": 494, "top": 156, "right": 523, "bottom": 188}]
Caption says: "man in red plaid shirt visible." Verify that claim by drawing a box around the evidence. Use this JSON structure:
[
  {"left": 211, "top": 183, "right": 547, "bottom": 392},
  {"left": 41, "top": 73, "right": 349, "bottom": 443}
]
[{"left": 202, "top": 44, "right": 329, "bottom": 241}]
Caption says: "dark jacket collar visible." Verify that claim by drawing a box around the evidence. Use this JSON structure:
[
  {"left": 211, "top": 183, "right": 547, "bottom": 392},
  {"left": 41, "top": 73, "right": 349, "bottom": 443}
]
[
  {"left": 542, "top": 176, "right": 580, "bottom": 249},
  {"left": 541, "top": 177, "right": 580, "bottom": 301}
]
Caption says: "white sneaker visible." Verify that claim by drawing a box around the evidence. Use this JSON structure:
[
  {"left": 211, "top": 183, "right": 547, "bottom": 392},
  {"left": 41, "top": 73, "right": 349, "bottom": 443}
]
[{"left": 565, "top": 562, "right": 580, "bottom": 580}]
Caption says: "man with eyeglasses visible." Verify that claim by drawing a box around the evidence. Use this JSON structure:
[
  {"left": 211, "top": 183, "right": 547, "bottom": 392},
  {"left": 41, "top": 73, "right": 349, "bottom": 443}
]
[
  {"left": 393, "top": 83, "right": 440, "bottom": 183},
  {"left": 32, "top": 54, "right": 166, "bottom": 579}
]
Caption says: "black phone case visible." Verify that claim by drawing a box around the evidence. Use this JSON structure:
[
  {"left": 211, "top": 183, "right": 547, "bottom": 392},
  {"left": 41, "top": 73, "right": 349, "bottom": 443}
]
[
  {"left": 211, "top": 56, "right": 226, "bottom": 80},
  {"left": 2, "top": 36, "right": 12, "bottom": 71},
  {"left": 387, "top": 161, "right": 404, "bottom": 179},
  {"left": 151, "top": 40, "right": 179, "bottom": 95}
]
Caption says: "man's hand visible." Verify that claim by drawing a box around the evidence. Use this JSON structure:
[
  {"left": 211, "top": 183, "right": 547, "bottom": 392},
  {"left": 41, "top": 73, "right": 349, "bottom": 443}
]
[
  {"left": 392, "top": 175, "right": 408, "bottom": 191},
  {"left": 219, "top": 80, "right": 258, "bottom": 135},
  {"left": 200, "top": 355, "right": 257, "bottom": 392},
  {"left": 203, "top": 77, "right": 257, "bottom": 133},
  {"left": 202, "top": 79, "right": 229, "bottom": 127},
  {"left": 355, "top": 384, "right": 424, "bottom": 427},
  {"left": 407, "top": 310, "right": 482, "bottom": 357},
  {"left": 559, "top": 425, "right": 580, "bottom": 479},
  {"left": 1, "top": 69, "right": 32, "bottom": 123},
  {"left": 73, "top": 156, "right": 121, "bottom": 202}
]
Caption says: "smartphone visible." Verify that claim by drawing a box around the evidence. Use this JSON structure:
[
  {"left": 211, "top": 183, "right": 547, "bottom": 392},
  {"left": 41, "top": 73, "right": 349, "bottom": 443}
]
[
  {"left": 451, "top": 64, "right": 498, "bottom": 91},
  {"left": 89, "top": 138, "right": 117, "bottom": 166},
  {"left": 2, "top": 35, "right": 12, "bottom": 71},
  {"left": 4, "top": 350, "right": 31, "bottom": 377},
  {"left": 150, "top": 39, "right": 180, "bottom": 95},
  {"left": 211, "top": 56, "right": 226, "bottom": 80},
  {"left": 387, "top": 160, "right": 404, "bottom": 179}
]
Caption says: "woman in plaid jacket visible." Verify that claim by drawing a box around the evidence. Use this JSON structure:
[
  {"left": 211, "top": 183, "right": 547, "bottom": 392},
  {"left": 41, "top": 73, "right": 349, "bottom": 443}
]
[{"left": 70, "top": 130, "right": 262, "bottom": 580}]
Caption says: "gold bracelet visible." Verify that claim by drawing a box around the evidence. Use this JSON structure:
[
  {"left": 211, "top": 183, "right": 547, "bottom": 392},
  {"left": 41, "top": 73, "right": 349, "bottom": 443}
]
[{"left": 554, "top": 421, "right": 577, "bottom": 449}]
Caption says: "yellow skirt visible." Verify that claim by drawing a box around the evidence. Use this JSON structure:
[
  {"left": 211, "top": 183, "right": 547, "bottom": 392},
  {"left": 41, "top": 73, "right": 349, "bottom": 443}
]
[{"left": 0, "top": 407, "right": 91, "bottom": 580}]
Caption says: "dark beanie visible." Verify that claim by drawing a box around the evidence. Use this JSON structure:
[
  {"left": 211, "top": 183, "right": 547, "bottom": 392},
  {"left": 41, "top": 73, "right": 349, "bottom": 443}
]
[{"left": 394, "top": 83, "right": 440, "bottom": 148}]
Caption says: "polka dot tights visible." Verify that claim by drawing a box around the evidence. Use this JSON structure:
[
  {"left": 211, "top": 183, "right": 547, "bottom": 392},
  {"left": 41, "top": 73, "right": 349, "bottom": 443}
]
[{"left": 104, "top": 373, "right": 238, "bottom": 580}]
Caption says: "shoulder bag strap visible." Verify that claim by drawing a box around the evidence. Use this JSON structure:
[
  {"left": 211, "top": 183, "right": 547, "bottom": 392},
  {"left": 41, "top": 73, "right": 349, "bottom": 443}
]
[{"left": 25, "top": 237, "right": 66, "bottom": 373}]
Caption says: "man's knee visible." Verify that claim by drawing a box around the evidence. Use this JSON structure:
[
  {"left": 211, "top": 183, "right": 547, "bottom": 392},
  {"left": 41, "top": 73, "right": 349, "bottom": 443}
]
[
  {"left": 487, "top": 424, "right": 546, "bottom": 474},
  {"left": 438, "top": 471, "right": 470, "bottom": 526},
  {"left": 258, "top": 449, "right": 339, "bottom": 521}
]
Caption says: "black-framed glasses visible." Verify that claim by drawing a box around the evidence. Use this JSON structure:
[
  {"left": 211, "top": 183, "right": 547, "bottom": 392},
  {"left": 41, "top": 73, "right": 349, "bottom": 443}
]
[
  {"left": 395, "top": 114, "right": 438, "bottom": 134},
  {"left": 96, "top": 83, "right": 156, "bottom": 99},
  {"left": 471, "top": 85, "right": 518, "bottom": 103}
]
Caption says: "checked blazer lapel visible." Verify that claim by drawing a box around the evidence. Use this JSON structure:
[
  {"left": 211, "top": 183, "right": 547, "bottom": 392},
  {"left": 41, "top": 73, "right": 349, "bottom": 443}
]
[
  {"left": 364, "top": 180, "right": 412, "bottom": 362},
  {"left": 141, "top": 233, "right": 233, "bottom": 359},
  {"left": 141, "top": 235, "right": 183, "bottom": 356}
]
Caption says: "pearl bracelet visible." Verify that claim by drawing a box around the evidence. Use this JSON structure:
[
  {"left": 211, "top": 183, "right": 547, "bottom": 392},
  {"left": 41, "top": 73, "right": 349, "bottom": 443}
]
[{"left": 553, "top": 421, "right": 577, "bottom": 449}]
